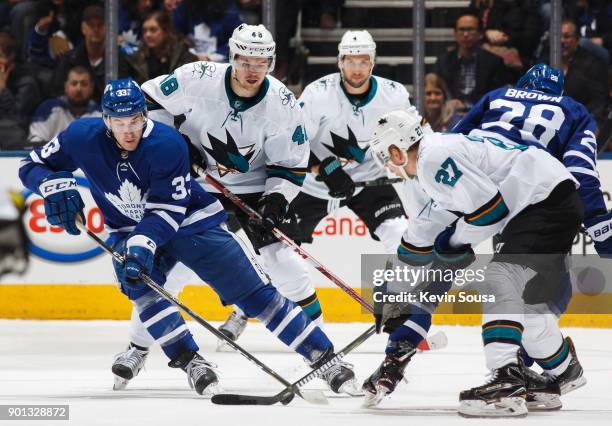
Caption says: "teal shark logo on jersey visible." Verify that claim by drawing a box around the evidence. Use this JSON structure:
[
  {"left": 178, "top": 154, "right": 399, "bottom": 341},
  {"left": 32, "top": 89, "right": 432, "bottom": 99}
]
[
  {"left": 324, "top": 126, "right": 368, "bottom": 163},
  {"left": 205, "top": 129, "right": 256, "bottom": 175}
]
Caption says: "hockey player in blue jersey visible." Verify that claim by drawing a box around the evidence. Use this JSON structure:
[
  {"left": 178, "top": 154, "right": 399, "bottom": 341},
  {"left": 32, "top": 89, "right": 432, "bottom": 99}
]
[
  {"left": 454, "top": 63, "right": 611, "bottom": 259},
  {"left": 18, "top": 78, "right": 356, "bottom": 396}
]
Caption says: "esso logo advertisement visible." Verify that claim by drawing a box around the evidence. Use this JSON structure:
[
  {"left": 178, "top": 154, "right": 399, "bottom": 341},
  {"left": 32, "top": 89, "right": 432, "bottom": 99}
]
[{"left": 22, "top": 176, "right": 108, "bottom": 262}]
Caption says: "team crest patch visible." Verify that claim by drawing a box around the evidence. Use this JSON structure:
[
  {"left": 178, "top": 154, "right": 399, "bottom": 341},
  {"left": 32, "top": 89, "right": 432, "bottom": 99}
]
[
  {"left": 191, "top": 61, "right": 216, "bottom": 79},
  {"left": 205, "top": 129, "right": 259, "bottom": 176},
  {"left": 279, "top": 87, "right": 296, "bottom": 108},
  {"left": 105, "top": 180, "right": 147, "bottom": 222}
]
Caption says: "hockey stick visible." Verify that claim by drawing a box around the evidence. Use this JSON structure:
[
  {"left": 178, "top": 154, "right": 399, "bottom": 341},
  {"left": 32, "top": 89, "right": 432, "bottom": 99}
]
[
  {"left": 76, "top": 221, "right": 326, "bottom": 405},
  {"left": 194, "top": 166, "right": 447, "bottom": 351},
  {"left": 212, "top": 325, "right": 377, "bottom": 405},
  {"left": 355, "top": 177, "right": 403, "bottom": 187}
]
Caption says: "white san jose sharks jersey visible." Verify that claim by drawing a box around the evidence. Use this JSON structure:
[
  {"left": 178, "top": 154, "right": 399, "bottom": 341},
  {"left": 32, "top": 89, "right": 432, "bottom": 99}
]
[
  {"left": 142, "top": 62, "right": 310, "bottom": 202},
  {"left": 298, "top": 73, "right": 412, "bottom": 200},
  {"left": 416, "top": 132, "right": 576, "bottom": 248}
]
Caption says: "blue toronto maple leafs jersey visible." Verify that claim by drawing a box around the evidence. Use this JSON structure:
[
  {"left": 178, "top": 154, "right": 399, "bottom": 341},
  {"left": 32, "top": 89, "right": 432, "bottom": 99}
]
[
  {"left": 453, "top": 87, "right": 606, "bottom": 220},
  {"left": 19, "top": 118, "right": 227, "bottom": 247}
]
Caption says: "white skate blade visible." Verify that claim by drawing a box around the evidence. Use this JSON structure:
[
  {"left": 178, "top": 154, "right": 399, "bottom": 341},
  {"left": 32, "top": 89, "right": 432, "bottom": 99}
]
[
  {"left": 216, "top": 338, "right": 238, "bottom": 353},
  {"left": 560, "top": 376, "right": 587, "bottom": 395},
  {"left": 527, "top": 393, "right": 562, "bottom": 411},
  {"left": 113, "top": 375, "right": 129, "bottom": 391},
  {"left": 458, "top": 397, "right": 528, "bottom": 418},
  {"left": 422, "top": 330, "right": 448, "bottom": 352},
  {"left": 300, "top": 390, "right": 329, "bottom": 405},
  {"left": 362, "top": 388, "right": 386, "bottom": 408},
  {"left": 338, "top": 379, "right": 365, "bottom": 397},
  {"left": 199, "top": 382, "right": 223, "bottom": 397}
]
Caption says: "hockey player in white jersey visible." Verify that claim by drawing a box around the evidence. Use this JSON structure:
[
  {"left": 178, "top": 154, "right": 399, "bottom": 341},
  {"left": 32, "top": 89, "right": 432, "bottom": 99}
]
[
  {"left": 111, "top": 24, "right": 357, "bottom": 394},
  {"left": 369, "top": 109, "right": 584, "bottom": 417},
  {"left": 293, "top": 30, "right": 410, "bottom": 255}
]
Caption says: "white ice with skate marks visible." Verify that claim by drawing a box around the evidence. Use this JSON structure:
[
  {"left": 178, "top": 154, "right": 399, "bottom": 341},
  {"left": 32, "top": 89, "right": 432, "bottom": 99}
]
[{"left": 0, "top": 321, "right": 610, "bottom": 426}]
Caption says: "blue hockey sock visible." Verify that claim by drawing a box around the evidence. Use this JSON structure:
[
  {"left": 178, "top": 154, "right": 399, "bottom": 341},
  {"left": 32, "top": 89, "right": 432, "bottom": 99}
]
[
  {"left": 387, "top": 308, "right": 432, "bottom": 355},
  {"left": 238, "top": 285, "right": 332, "bottom": 361},
  {"left": 137, "top": 295, "right": 199, "bottom": 360}
]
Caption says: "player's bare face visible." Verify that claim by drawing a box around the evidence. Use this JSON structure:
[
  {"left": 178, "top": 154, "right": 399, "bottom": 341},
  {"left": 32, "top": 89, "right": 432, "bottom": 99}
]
[
  {"left": 341, "top": 55, "right": 372, "bottom": 91},
  {"left": 110, "top": 114, "right": 145, "bottom": 151},
  {"left": 232, "top": 56, "right": 270, "bottom": 97},
  {"left": 388, "top": 145, "right": 417, "bottom": 178}
]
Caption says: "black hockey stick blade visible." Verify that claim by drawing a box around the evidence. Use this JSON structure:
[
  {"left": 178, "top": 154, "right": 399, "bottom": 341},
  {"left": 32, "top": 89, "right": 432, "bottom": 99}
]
[
  {"left": 211, "top": 390, "right": 295, "bottom": 406},
  {"left": 211, "top": 388, "right": 327, "bottom": 406},
  {"left": 211, "top": 326, "right": 376, "bottom": 406}
]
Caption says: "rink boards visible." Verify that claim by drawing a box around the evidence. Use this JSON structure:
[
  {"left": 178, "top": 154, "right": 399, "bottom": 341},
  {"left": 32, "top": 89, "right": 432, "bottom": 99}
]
[{"left": 2, "top": 155, "right": 611, "bottom": 327}]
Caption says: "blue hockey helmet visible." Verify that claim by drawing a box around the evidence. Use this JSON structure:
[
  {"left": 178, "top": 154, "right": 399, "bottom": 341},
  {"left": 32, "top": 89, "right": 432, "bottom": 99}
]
[
  {"left": 102, "top": 78, "right": 147, "bottom": 118},
  {"left": 516, "top": 64, "right": 564, "bottom": 96}
]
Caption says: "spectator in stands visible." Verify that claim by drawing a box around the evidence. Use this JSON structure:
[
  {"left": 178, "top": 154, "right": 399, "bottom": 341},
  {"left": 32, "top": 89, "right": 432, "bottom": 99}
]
[
  {"left": 25, "top": 0, "right": 96, "bottom": 97},
  {"left": 434, "top": 10, "right": 511, "bottom": 111},
  {"left": 28, "top": 65, "right": 100, "bottom": 146},
  {"left": 469, "top": 0, "right": 543, "bottom": 68},
  {"left": 118, "top": 0, "right": 155, "bottom": 55},
  {"left": 302, "top": 0, "right": 344, "bottom": 30},
  {"left": 6, "top": 0, "right": 39, "bottom": 60},
  {"left": 238, "top": 0, "right": 262, "bottom": 25},
  {"left": 0, "top": 31, "right": 41, "bottom": 149},
  {"left": 124, "top": 10, "right": 197, "bottom": 85},
  {"left": 52, "top": 4, "right": 126, "bottom": 102},
  {"left": 163, "top": 0, "right": 182, "bottom": 15},
  {"left": 172, "top": 0, "right": 242, "bottom": 62},
  {"left": 560, "top": 18, "right": 609, "bottom": 129},
  {"left": 571, "top": 0, "right": 611, "bottom": 64},
  {"left": 423, "top": 73, "right": 462, "bottom": 132}
]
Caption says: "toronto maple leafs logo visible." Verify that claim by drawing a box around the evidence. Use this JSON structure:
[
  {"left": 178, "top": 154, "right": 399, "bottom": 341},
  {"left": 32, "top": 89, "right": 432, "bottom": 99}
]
[
  {"left": 204, "top": 129, "right": 257, "bottom": 176},
  {"left": 105, "top": 180, "right": 147, "bottom": 222},
  {"left": 324, "top": 126, "right": 368, "bottom": 164},
  {"left": 191, "top": 61, "right": 216, "bottom": 79},
  {"left": 279, "top": 87, "right": 296, "bottom": 108}
]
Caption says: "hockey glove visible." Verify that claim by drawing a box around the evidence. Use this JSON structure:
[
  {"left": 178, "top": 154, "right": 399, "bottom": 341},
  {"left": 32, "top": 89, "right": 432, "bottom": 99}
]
[
  {"left": 254, "top": 193, "right": 289, "bottom": 232},
  {"left": 315, "top": 156, "right": 355, "bottom": 199},
  {"left": 433, "top": 224, "right": 475, "bottom": 270},
  {"left": 38, "top": 171, "right": 85, "bottom": 235},
  {"left": 186, "top": 136, "right": 207, "bottom": 177},
  {"left": 124, "top": 235, "right": 156, "bottom": 286},
  {"left": 585, "top": 211, "right": 612, "bottom": 257}
]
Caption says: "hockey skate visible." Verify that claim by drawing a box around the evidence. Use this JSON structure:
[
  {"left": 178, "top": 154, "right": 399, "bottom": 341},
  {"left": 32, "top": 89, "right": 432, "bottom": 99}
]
[
  {"left": 458, "top": 361, "right": 528, "bottom": 418},
  {"left": 112, "top": 345, "right": 149, "bottom": 390},
  {"left": 168, "top": 351, "right": 220, "bottom": 396},
  {"left": 312, "top": 348, "right": 361, "bottom": 396},
  {"left": 362, "top": 342, "right": 416, "bottom": 407},
  {"left": 217, "top": 310, "right": 248, "bottom": 351},
  {"left": 524, "top": 366, "right": 562, "bottom": 411},
  {"left": 550, "top": 337, "right": 587, "bottom": 394}
]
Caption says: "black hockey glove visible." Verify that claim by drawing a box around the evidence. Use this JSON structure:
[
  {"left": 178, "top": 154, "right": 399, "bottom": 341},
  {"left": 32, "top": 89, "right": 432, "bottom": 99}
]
[
  {"left": 433, "top": 224, "right": 476, "bottom": 270},
  {"left": 315, "top": 156, "right": 355, "bottom": 199},
  {"left": 254, "top": 193, "right": 289, "bottom": 232},
  {"left": 185, "top": 136, "right": 207, "bottom": 178}
]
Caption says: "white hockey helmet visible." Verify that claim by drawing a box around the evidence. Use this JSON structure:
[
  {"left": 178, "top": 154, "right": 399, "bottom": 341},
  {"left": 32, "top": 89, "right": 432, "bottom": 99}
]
[
  {"left": 229, "top": 24, "right": 276, "bottom": 73},
  {"left": 338, "top": 30, "right": 376, "bottom": 64},
  {"left": 370, "top": 109, "right": 424, "bottom": 170}
]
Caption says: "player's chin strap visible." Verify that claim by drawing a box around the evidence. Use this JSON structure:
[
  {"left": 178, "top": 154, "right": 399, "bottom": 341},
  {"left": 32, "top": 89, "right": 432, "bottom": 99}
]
[
  {"left": 74, "top": 218, "right": 327, "bottom": 405},
  {"left": 192, "top": 164, "right": 446, "bottom": 352}
]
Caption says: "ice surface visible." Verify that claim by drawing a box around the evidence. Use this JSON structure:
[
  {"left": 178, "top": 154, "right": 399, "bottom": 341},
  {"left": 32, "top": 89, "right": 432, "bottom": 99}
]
[{"left": 1, "top": 321, "right": 610, "bottom": 425}]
